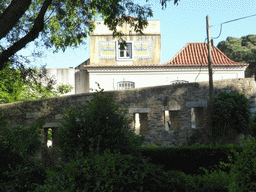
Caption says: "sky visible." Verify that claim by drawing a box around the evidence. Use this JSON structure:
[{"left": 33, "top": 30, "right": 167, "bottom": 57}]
[{"left": 18, "top": 0, "right": 256, "bottom": 68}]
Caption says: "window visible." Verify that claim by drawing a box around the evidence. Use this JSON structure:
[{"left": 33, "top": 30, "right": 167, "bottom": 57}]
[
  {"left": 44, "top": 128, "right": 53, "bottom": 148},
  {"left": 43, "top": 127, "right": 59, "bottom": 148},
  {"left": 117, "top": 81, "right": 135, "bottom": 90},
  {"left": 118, "top": 43, "right": 132, "bottom": 59},
  {"left": 134, "top": 113, "right": 149, "bottom": 135},
  {"left": 164, "top": 110, "right": 180, "bottom": 131},
  {"left": 170, "top": 80, "right": 189, "bottom": 85},
  {"left": 191, "top": 107, "right": 205, "bottom": 129}
]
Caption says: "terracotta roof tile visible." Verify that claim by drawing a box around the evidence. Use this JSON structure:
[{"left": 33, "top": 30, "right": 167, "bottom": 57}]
[
  {"left": 164, "top": 42, "right": 248, "bottom": 67},
  {"left": 83, "top": 42, "right": 248, "bottom": 69}
]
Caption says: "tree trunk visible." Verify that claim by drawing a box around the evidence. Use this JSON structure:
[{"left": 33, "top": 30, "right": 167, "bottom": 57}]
[
  {"left": 0, "top": 0, "right": 32, "bottom": 40},
  {"left": 0, "top": 0, "right": 53, "bottom": 70}
]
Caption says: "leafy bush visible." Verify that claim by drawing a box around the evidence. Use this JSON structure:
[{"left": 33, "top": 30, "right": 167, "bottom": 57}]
[
  {"left": 210, "top": 91, "right": 251, "bottom": 144},
  {"left": 35, "top": 150, "right": 167, "bottom": 192},
  {"left": 0, "top": 118, "right": 46, "bottom": 191},
  {"left": 201, "top": 136, "right": 256, "bottom": 191},
  {"left": 226, "top": 136, "right": 256, "bottom": 191},
  {"left": 163, "top": 169, "right": 230, "bottom": 192},
  {"left": 0, "top": 119, "right": 44, "bottom": 172},
  {"left": 57, "top": 85, "right": 143, "bottom": 161},
  {"left": 249, "top": 111, "right": 256, "bottom": 138},
  {"left": 2, "top": 162, "right": 47, "bottom": 192},
  {"left": 0, "top": 64, "right": 73, "bottom": 104}
]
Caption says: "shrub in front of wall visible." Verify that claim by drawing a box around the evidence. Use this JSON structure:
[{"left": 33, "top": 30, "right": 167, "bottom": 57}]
[
  {"left": 0, "top": 119, "right": 44, "bottom": 174},
  {"left": 2, "top": 161, "right": 47, "bottom": 192},
  {"left": 202, "top": 136, "right": 256, "bottom": 191},
  {"left": 223, "top": 136, "right": 256, "bottom": 191},
  {"left": 163, "top": 169, "right": 230, "bottom": 192},
  {"left": 57, "top": 85, "right": 143, "bottom": 161},
  {"left": 41, "top": 145, "right": 61, "bottom": 168},
  {"left": 34, "top": 150, "right": 170, "bottom": 192},
  {"left": 210, "top": 91, "right": 251, "bottom": 144},
  {"left": 0, "top": 119, "right": 46, "bottom": 191},
  {"left": 249, "top": 111, "right": 256, "bottom": 138}
]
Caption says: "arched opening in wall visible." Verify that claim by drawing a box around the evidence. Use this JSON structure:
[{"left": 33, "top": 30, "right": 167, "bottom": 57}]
[
  {"left": 164, "top": 110, "right": 180, "bottom": 132},
  {"left": 47, "top": 128, "right": 52, "bottom": 147},
  {"left": 133, "top": 113, "right": 149, "bottom": 135},
  {"left": 191, "top": 107, "right": 205, "bottom": 129},
  {"left": 43, "top": 127, "right": 59, "bottom": 148}
]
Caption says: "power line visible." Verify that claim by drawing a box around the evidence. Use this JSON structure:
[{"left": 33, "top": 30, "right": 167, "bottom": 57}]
[{"left": 211, "top": 13, "right": 256, "bottom": 40}]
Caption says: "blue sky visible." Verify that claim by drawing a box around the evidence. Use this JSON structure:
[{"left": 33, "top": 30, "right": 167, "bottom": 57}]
[{"left": 18, "top": 0, "right": 256, "bottom": 68}]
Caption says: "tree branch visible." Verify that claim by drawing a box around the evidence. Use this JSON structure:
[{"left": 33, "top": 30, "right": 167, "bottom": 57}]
[
  {"left": 0, "top": 0, "right": 53, "bottom": 70},
  {"left": 0, "top": 0, "right": 32, "bottom": 40}
]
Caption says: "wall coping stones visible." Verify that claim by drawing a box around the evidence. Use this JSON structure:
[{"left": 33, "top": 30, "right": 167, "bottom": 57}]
[
  {"left": 186, "top": 100, "right": 208, "bottom": 108},
  {"left": 162, "top": 105, "right": 181, "bottom": 111},
  {"left": 43, "top": 122, "right": 62, "bottom": 128},
  {"left": 129, "top": 108, "right": 150, "bottom": 113},
  {"left": 26, "top": 112, "right": 43, "bottom": 119},
  {"left": 55, "top": 114, "right": 63, "bottom": 120}
]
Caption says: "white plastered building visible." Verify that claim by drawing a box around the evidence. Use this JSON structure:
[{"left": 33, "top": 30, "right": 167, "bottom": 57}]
[{"left": 51, "top": 18, "right": 248, "bottom": 94}]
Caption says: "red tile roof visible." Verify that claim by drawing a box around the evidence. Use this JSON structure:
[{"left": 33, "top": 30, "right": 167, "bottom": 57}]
[
  {"left": 164, "top": 42, "right": 248, "bottom": 67},
  {"left": 83, "top": 42, "right": 248, "bottom": 69}
]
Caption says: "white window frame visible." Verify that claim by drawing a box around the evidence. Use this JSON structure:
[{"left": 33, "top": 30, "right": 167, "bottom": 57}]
[
  {"left": 117, "top": 81, "right": 135, "bottom": 90},
  {"left": 116, "top": 41, "right": 134, "bottom": 60}
]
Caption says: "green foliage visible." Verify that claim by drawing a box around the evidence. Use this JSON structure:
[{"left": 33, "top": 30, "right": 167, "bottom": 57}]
[
  {"left": 0, "top": 119, "right": 44, "bottom": 161},
  {"left": 57, "top": 84, "right": 73, "bottom": 95},
  {"left": 2, "top": 162, "right": 47, "bottom": 192},
  {"left": 205, "top": 136, "right": 256, "bottom": 191},
  {"left": 163, "top": 169, "right": 230, "bottom": 191},
  {"left": 227, "top": 136, "right": 256, "bottom": 191},
  {"left": 0, "top": 118, "right": 46, "bottom": 191},
  {"left": 217, "top": 35, "right": 256, "bottom": 64},
  {"left": 47, "top": 128, "right": 52, "bottom": 140},
  {"left": 211, "top": 91, "right": 251, "bottom": 144},
  {"left": 217, "top": 35, "right": 256, "bottom": 77},
  {"left": 0, "top": 64, "right": 26, "bottom": 103},
  {"left": 249, "top": 111, "right": 256, "bottom": 138},
  {"left": 58, "top": 85, "right": 143, "bottom": 161},
  {"left": 0, "top": 65, "right": 73, "bottom": 104},
  {"left": 34, "top": 150, "right": 166, "bottom": 192},
  {"left": 0, "top": 0, "right": 180, "bottom": 69}
]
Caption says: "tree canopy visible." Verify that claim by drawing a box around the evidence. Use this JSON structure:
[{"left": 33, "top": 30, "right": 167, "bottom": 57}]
[
  {"left": 0, "top": 0, "right": 179, "bottom": 70},
  {"left": 0, "top": 64, "right": 73, "bottom": 104},
  {"left": 217, "top": 35, "right": 256, "bottom": 64},
  {"left": 217, "top": 35, "right": 256, "bottom": 77}
]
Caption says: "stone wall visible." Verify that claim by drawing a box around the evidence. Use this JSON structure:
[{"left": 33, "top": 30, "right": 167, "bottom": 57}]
[{"left": 0, "top": 78, "right": 255, "bottom": 147}]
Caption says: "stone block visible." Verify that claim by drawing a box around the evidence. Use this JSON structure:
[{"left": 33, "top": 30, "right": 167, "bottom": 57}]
[
  {"left": 162, "top": 105, "right": 181, "bottom": 111},
  {"left": 186, "top": 100, "right": 207, "bottom": 108},
  {"left": 26, "top": 112, "right": 43, "bottom": 119},
  {"left": 55, "top": 114, "right": 63, "bottom": 120},
  {"left": 43, "top": 122, "right": 62, "bottom": 128},
  {"left": 129, "top": 108, "right": 150, "bottom": 113}
]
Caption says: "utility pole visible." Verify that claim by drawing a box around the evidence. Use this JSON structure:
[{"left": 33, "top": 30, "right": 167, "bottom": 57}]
[
  {"left": 206, "top": 15, "right": 213, "bottom": 107},
  {"left": 206, "top": 15, "right": 215, "bottom": 144}
]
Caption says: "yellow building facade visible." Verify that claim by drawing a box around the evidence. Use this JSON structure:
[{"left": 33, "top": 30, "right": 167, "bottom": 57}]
[{"left": 89, "top": 20, "right": 161, "bottom": 66}]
